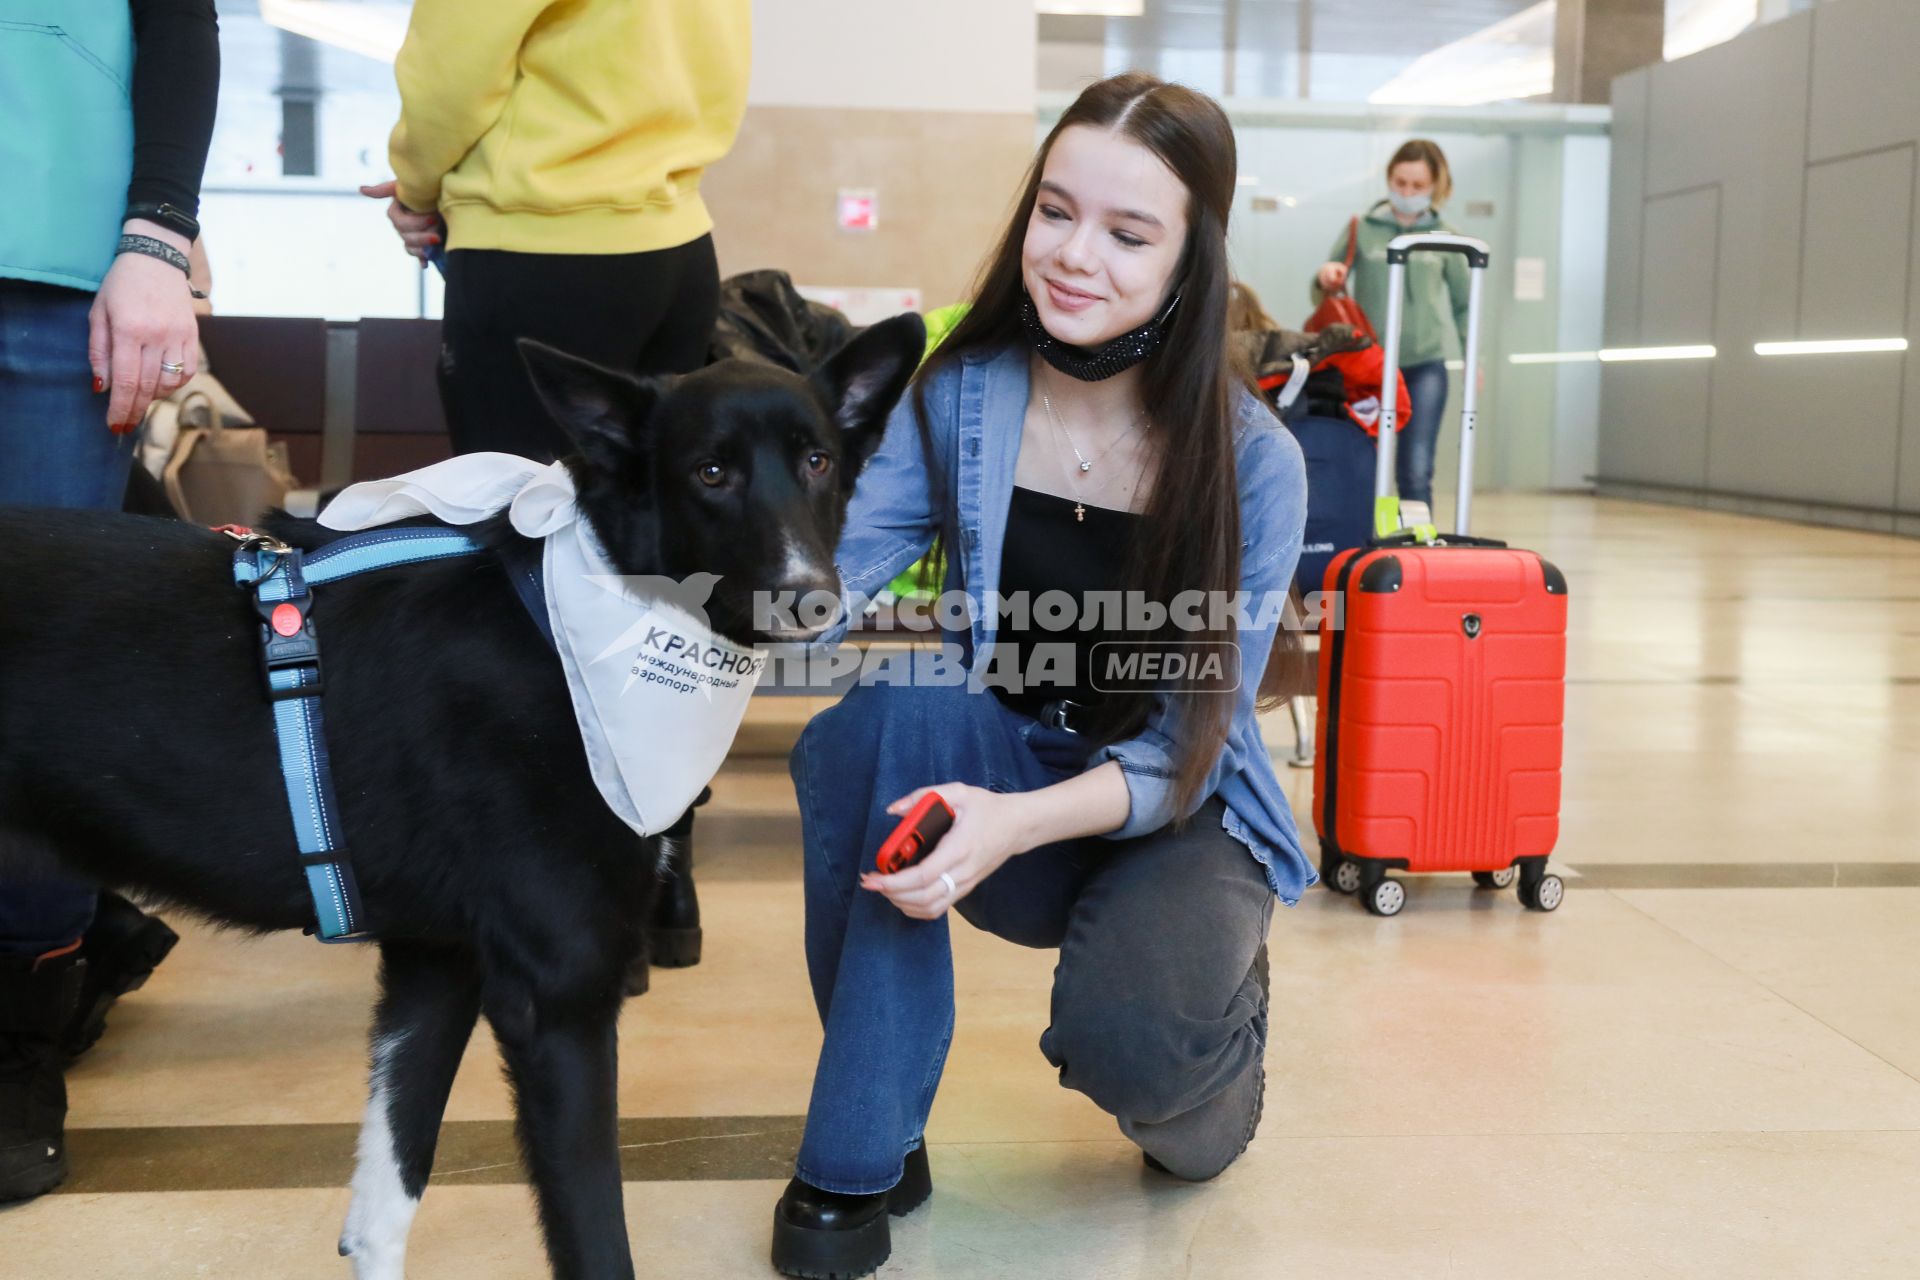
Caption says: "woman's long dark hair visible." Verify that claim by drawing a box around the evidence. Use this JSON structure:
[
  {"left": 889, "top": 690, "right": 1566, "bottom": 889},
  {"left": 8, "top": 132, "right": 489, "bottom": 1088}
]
[{"left": 913, "top": 72, "right": 1304, "bottom": 820}]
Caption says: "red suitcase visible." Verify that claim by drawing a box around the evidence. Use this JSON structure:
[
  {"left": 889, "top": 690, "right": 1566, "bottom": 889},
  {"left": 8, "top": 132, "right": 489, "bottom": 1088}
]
[{"left": 1310, "top": 234, "right": 1568, "bottom": 916}]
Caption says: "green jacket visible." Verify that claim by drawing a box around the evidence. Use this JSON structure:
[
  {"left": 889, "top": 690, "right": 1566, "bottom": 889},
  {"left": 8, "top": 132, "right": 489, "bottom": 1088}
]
[{"left": 1310, "top": 201, "right": 1470, "bottom": 368}]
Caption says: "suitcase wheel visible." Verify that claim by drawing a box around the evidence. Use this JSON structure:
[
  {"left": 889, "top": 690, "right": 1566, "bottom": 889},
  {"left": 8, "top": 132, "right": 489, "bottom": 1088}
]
[
  {"left": 1472, "top": 868, "right": 1517, "bottom": 890},
  {"left": 1362, "top": 878, "right": 1405, "bottom": 917},
  {"left": 1329, "top": 858, "right": 1361, "bottom": 895},
  {"left": 1518, "top": 873, "right": 1564, "bottom": 912}
]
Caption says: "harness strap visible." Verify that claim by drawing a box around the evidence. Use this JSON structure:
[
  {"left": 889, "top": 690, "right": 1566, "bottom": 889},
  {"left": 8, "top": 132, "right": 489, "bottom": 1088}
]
[
  {"left": 234, "top": 526, "right": 485, "bottom": 943},
  {"left": 496, "top": 536, "right": 555, "bottom": 650}
]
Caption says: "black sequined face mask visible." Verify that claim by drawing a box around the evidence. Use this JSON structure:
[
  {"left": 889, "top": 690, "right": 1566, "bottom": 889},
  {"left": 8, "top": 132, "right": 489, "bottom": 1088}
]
[{"left": 1022, "top": 291, "right": 1180, "bottom": 382}]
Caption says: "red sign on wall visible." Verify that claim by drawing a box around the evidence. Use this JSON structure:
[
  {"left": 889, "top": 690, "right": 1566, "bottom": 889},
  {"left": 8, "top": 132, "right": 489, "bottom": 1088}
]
[{"left": 837, "top": 189, "right": 878, "bottom": 232}]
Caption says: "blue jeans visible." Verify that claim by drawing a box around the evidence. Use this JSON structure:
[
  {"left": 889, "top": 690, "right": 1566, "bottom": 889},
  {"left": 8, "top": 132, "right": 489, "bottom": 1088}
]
[
  {"left": 790, "top": 675, "right": 1273, "bottom": 1192},
  {"left": 0, "top": 279, "right": 133, "bottom": 952},
  {"left": 1397, "top": 359, "right": 1450, "bottom": 508},
  {"left": 0, "top": 281, "right": 133, "bottom": 509}
]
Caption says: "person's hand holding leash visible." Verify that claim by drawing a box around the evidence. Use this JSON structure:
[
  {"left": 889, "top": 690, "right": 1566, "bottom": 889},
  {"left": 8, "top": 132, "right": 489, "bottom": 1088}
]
[
  {"left": 861, "top": 783, "right": 1029, "bottom": 919},
  {"left": 360, "top": 179, "right": 444, "bottom": 263}
]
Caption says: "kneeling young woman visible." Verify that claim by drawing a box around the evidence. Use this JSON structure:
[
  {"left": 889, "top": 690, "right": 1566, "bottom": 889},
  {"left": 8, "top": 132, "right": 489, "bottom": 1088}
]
[{"left": 771, "top": 73, "right": 1312, "bottom": 1279}]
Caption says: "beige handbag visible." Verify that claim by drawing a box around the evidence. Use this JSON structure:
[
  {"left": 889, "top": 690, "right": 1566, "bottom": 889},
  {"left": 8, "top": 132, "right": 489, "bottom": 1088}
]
[{"left": 159, "top": 388, "right": 298, "bottom": 526}]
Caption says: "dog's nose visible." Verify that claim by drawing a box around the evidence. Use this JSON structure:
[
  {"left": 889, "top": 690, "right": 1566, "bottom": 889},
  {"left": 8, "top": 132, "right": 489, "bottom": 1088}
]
[
  {"left": 755, "top": 574, "right": 840, "bottom": 642},
  {"left": 772, "top": 538, "right": 838, "bottom": 608},
  {"left": 772, "top": 575, "right": 839, "bottom": 606}
]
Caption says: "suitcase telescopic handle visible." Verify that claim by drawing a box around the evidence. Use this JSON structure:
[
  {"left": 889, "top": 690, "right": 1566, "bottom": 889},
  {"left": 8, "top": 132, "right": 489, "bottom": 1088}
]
[
  {"left": 1374, "top": 232, "right": 1492, "bottom": 538},
  {"left": 1384, "top": 234, "right": 1491, "bottom": 269}
]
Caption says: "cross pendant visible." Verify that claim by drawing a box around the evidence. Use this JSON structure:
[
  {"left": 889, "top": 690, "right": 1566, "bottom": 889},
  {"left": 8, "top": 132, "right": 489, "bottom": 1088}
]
[{"left": 1074, "top": 502, "right": 1086, "bottom": 523}]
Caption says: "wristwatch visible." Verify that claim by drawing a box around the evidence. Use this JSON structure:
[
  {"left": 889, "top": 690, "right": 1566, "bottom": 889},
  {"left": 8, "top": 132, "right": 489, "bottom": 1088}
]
[{"left": 124, "top": 201, "right": 201, "bottom": 244}]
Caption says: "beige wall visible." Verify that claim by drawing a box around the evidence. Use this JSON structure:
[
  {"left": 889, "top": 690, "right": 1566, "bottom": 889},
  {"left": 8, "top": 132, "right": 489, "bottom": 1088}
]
[
  {"left": 703, "top": 105, "right": 1038, "bottom": 308},
  {"left": 709, "top": 0, "right": 1040, "bottom": 308}
]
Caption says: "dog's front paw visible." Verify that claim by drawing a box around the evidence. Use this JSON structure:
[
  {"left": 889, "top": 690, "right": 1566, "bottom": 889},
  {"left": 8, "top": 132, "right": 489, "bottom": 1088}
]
[{"left": 338, "top": 1224, "right": 406, "bottom": 1280}]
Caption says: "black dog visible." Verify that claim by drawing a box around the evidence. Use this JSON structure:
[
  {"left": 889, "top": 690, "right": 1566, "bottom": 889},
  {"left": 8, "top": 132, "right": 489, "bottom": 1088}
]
[{"left": 0, "top": 312, "right": 924, "bottom": 1279}]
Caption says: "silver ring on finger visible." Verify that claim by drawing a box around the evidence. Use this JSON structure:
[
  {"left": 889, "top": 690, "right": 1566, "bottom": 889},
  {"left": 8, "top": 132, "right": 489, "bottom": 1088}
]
[
  {"left": 939, "top": 871, "right": 958, "bottom": 900},
  {"left": 160, "top": 360, "right": 186, "bottom": 376}
]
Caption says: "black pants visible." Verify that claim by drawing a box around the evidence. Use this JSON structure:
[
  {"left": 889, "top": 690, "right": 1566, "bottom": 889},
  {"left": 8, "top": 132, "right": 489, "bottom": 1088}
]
[{"left": 438, "top": 235, "right": 720, "bottom": 461}]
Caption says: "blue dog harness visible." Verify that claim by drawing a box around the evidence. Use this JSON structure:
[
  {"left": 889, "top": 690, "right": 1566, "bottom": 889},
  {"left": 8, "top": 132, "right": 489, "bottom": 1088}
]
[{"left": 230, "top": 526, "right": 494, "bottom": 942}]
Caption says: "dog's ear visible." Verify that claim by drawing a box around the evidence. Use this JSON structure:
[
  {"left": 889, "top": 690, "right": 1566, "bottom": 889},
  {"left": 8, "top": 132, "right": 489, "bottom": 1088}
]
[
  {"left": 809, "top": 312, "right": 927, "bottom": 465},
  {"left": 518, "top": 338, "right": 662, "bottom": 471}
]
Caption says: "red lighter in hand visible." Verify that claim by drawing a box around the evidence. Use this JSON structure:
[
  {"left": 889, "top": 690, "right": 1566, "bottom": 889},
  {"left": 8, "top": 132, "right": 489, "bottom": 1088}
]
[{"left": 874, "top": 793, "right": 955, "bottom": 875}]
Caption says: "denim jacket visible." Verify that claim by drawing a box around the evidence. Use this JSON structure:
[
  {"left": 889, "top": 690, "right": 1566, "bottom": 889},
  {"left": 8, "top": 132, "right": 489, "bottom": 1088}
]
[{"left": 828, "top": 344, "right": 1315, "bottom": 904}]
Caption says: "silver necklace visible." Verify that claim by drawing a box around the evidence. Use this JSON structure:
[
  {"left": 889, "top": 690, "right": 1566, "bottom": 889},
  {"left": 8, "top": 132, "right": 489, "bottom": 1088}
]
[
  {"left": 1040, "top": 390, "right": 1144, "bottom": 473},
  {"left": 1039, "top": 391, "right": 1145, "bottom": 522}
]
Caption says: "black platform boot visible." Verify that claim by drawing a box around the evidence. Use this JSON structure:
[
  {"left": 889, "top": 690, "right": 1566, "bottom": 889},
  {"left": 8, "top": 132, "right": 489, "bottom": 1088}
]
[
  {"left": 0, "top": 946, "right": 85, "bottom": 1202},
  {"left": 771, "top": 1143, "right": 932, "bottom": 1279},
  {"left": 647, "top": 785, "right": 710, "bottom": 969},
  {"left": 62, "top": 890, "right": 178, "bottom": 1061}
]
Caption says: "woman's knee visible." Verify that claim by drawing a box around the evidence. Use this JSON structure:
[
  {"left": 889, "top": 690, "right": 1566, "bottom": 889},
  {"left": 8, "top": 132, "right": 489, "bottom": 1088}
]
[
  {"left": 790, "top": 681, "right": 913, "bottom": 807},
  {"left": 793, "top": 681, "right": 1004, "bottom": 880},
  {"left": 1040, "top": 1004, "right": 1199, "bottom": 1125},
  {"left": 797, "top": 679, "right": 964, "bottom": 753},
  {"left": 841, "top": 676, "right": 985, "bottom": 730},
  {"left": 1043, "top": 944, "right": 1268, "bottom": 1126},
  {"left": 794, "top": 679, "right": 1012, "bottom": 794}
]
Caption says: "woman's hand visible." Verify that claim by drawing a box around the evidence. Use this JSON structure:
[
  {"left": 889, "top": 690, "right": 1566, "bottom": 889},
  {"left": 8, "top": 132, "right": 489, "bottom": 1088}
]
[
  {"left": 861, "top": 783, "right": 1033, "bottom": 920},
  {"left": 88, "top": 220, "right": 201, "bottom": 432},
  {"left": 360, "top": 180, "right": 444, "bottom": 262},
  {"left": 1317, "top": 261, "right": 1349, "bottom": 293}
]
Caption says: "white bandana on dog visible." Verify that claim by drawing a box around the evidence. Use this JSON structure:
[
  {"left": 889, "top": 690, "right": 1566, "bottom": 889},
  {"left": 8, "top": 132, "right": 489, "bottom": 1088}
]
[{"left": 319, "top": 453, "right": 766, "bottom": 837}]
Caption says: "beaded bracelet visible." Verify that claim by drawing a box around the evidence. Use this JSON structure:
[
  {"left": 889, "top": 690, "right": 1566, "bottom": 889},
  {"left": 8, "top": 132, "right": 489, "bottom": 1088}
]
[{"left": 116, "top": 234, "right": 208, "bottom": 299}]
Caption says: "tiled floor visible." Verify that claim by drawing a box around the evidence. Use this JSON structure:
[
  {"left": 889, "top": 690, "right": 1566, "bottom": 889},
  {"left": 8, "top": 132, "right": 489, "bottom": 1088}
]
[{"left": 7, "top": 495, "right": 1920, "bottom": 1277}]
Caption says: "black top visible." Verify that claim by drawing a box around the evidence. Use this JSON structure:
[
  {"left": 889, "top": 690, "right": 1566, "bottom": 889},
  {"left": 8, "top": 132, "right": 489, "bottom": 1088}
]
[
  {"left": 991, "top": 486, "right": 1141, "bottom": 724},
  {"left": 128, "top": 0, "right": 221, "bottom": 215}
]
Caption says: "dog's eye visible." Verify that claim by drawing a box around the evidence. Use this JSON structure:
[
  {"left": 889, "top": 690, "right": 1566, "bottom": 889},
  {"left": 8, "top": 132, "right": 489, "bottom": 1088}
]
[
  {"left": 805, "top": 451, "right": 833, "bottom": 477},
  {"left": 697, "top": 462, "right": 727, "bottom": 488}
]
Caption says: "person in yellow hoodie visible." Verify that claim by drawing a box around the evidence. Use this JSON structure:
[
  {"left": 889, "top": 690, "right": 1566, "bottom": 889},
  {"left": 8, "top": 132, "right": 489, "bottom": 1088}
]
[
  {"left": 362, "top": 0, "right": 750, "bottom": 982},
  {"left": 363, "top": 0, "right": 752, "bottom": 460}
]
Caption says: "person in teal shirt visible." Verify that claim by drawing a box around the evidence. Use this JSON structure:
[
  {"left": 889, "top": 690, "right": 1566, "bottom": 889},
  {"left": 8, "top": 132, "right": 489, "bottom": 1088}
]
[
  {"left": 0, "top": 0, "right": 219, "bottom": 1204},
  {"left": 1312, "top": 139, "right": 1471, "bottom": 508}
]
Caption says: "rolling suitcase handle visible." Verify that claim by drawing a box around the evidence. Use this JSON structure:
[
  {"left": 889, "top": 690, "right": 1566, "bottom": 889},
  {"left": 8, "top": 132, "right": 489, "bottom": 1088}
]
[{"left": 1374, "top": 233, "right": 1492, "bottom": 540}]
